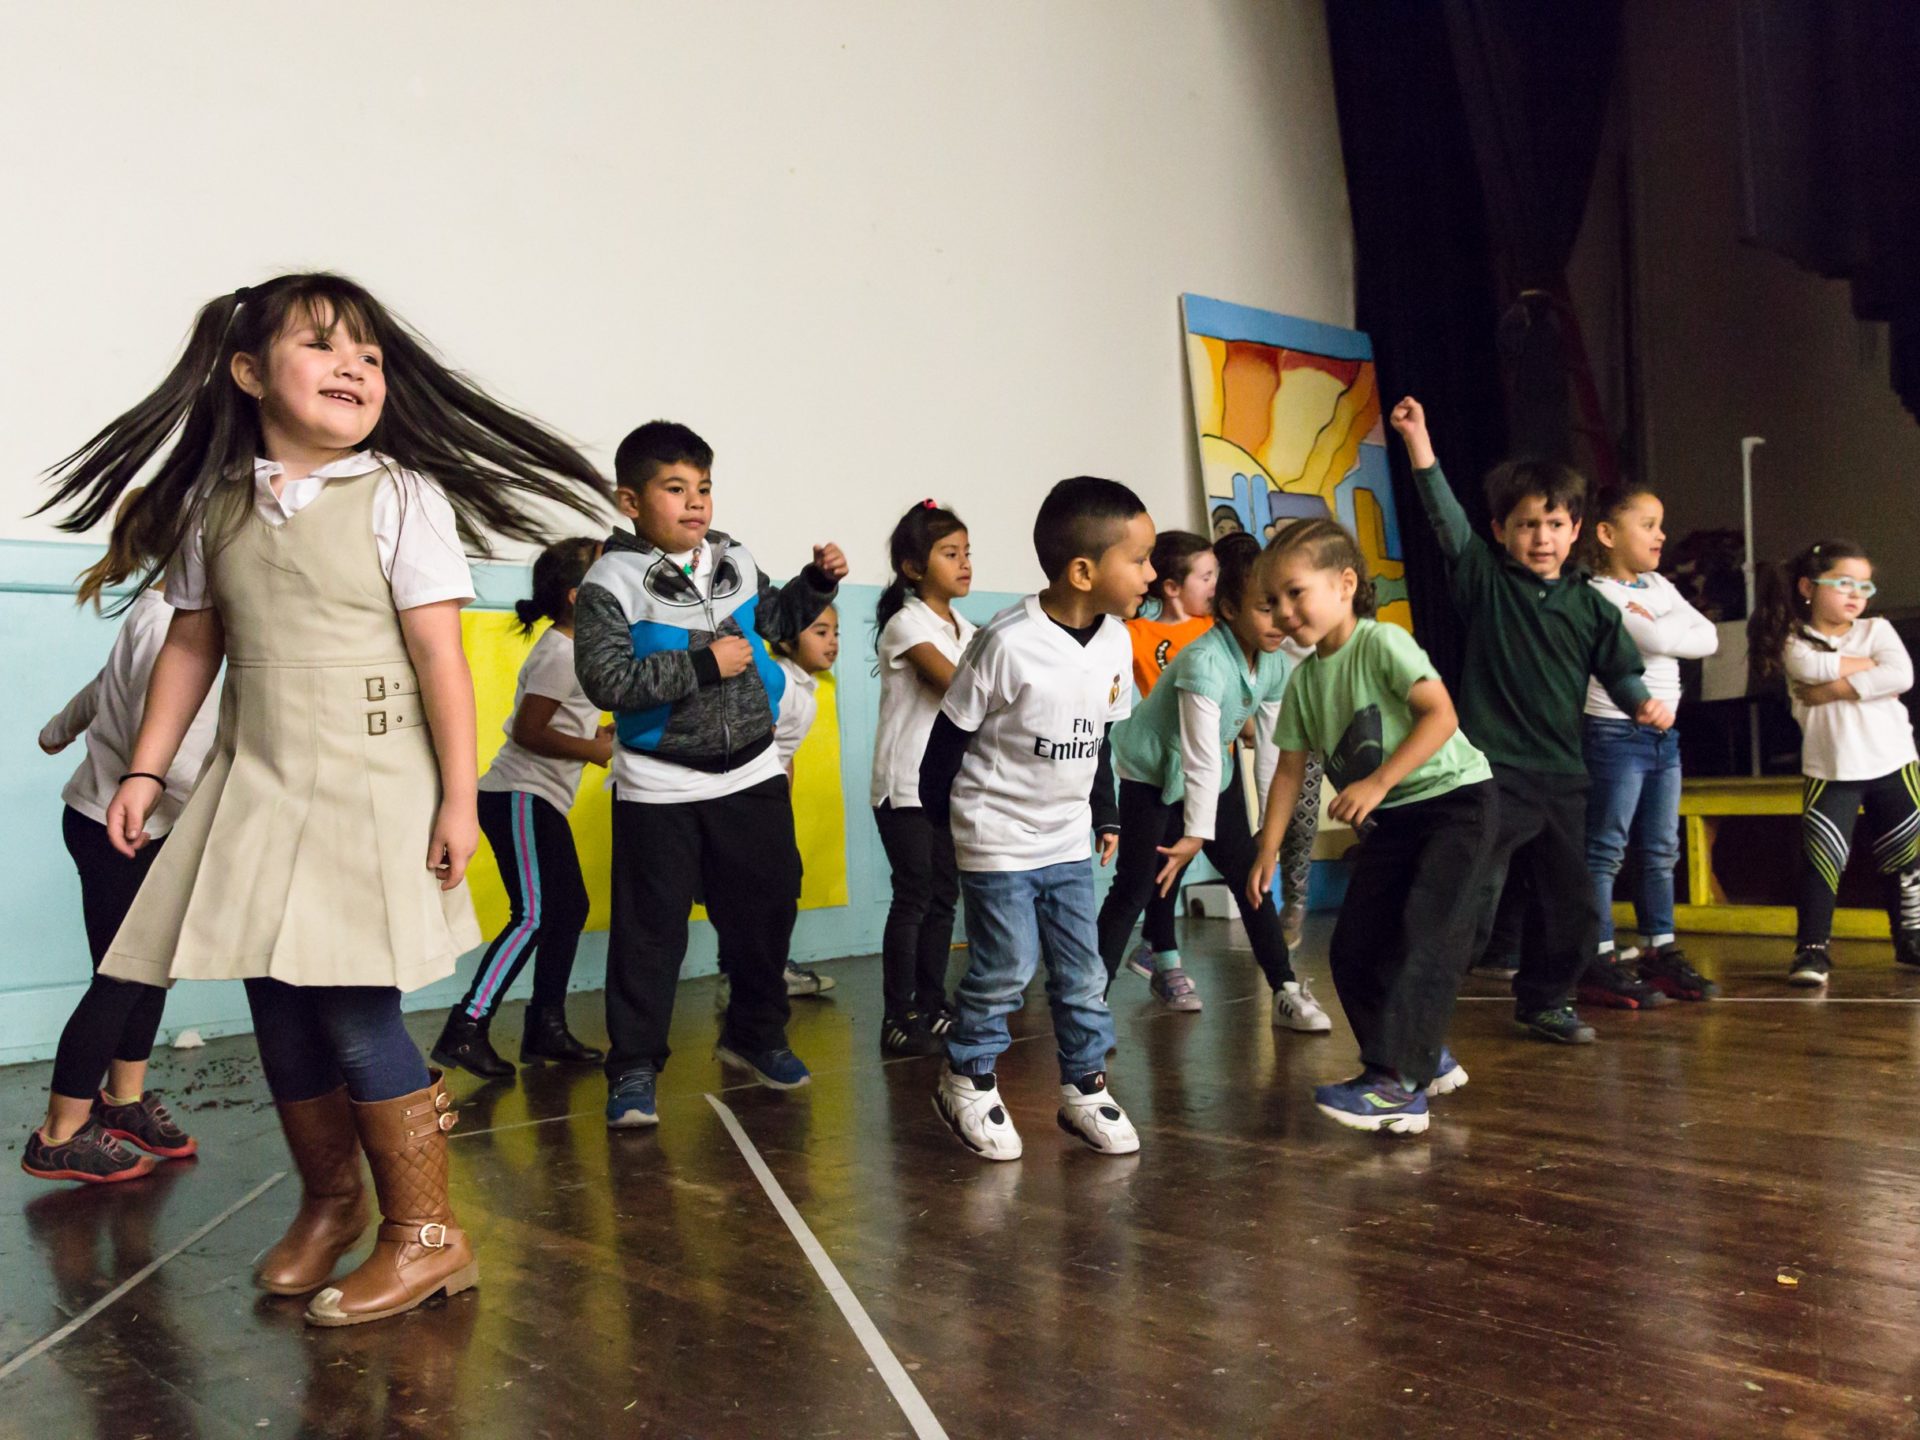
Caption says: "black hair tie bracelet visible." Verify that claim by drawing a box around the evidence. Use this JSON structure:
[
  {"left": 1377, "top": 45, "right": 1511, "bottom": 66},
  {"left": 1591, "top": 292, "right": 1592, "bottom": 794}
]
[{"left": 118, "top": 772, "right": 167, "bottom": 787}]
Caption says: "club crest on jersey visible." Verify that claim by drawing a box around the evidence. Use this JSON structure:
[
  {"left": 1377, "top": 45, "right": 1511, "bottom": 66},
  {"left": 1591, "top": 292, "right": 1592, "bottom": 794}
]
[{"left": 1109, "top": 674, "right": 1122, "bottom": 706}]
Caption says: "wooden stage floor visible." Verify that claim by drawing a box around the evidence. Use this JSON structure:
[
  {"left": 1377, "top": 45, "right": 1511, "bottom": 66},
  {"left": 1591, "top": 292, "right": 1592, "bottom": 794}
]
[{"left": 3, "top": 921, "right": 1919, "bottom": 1438}]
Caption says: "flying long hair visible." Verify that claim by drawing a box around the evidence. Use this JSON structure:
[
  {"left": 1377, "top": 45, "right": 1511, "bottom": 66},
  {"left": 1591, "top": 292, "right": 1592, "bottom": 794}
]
[{"left": 42, "top": 272, "right": 612, "bottom": 607}]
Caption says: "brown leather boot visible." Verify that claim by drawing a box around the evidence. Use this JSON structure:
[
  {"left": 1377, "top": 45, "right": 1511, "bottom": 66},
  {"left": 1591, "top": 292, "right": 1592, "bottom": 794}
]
[
  {"left": 305, "top": 1070, "right": 477, "bottom": 1327},
  {"left": 255, "top": 1086, "right": 369, "bottom": 1296}
]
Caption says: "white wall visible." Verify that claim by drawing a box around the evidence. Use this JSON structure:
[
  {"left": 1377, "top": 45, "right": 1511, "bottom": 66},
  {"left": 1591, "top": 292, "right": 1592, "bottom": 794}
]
[{"left": 0, "top": 0, "right": 1353, "bottom": 592}]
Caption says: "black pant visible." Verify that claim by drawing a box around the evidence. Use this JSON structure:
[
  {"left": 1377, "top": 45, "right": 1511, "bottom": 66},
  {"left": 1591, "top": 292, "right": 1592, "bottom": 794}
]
[
  {"left": 49, "top": 807, "right": 171, "bottom": 1100},
  {"left": 1097, "top": 766, "right": 1295, "bottom": 991},
  {"left": 1797, "top": 764, "right": 1920, "bottom": 946},
  {"left": 604, "top": 777, "right": 799, "bottom": 1075},
  {"left": 245, "top": 978, "right": 429, "bottom": 1103},
  {"left": 873, "top": 803, "right": 958, "bottom": 1018},
  {"left": 455, "top": 789, "right": 590, "bottom": 1021},
  {"left": 1467, "top": 765, "right": 1595, "bottom": 1013},
  {"left": 1330, "top": 781, "right": 1495, "bottom": 1085}
]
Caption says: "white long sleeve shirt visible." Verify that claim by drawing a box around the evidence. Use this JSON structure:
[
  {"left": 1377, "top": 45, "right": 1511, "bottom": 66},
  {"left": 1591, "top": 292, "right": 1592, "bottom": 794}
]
[
  {"left": 41, "top": 589, "right": 220, "bottom": 834},
  {"left": 1584, "top": 572, "right": 1718, "bottom": 718},
  {"left": 1784, "top": 619, "right": 1918, "bottom": 780}
]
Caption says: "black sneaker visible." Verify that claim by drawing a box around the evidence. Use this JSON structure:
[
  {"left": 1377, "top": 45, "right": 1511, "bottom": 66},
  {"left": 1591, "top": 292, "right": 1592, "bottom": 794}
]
[
  {"left": 1788, "top": 946, "right": 1831, "bottom": 987},
  {"left": 1517, "top": 1006, "right": 1597, "bottom": 1044},
  {"left": 1895, "top": 931, "right": 1920, "bottom": 971},
  {"left": 881, "top": 1011, "right": 941, "bottom": 1057},
  {"left": 431, "top": 1011, "right": 515, "bottom": 1080},
  {"left": 22, "top": 1120, "right": 157, "bottom": 1184},
  {"left": 1577, "top": 956, "right": 1671, "bottom": 1011},
  {"left": 926, "top": 1001, "right": 959, "bottom": 1036},
  {"left": 92, "top": 1091, "right": 197, "bottom": 1159},
  {"left": 1638, "top": 944, "right": 1718, "bottom": 1001}
]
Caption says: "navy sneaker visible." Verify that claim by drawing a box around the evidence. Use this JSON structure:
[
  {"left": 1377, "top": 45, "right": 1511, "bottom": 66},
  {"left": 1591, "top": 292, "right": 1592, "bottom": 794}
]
[
  {"left": 606, "top": 1067, "right": 659, "bottom": 1129},
  {"left": 714, "top": 1040, "right": 812, "bottom": 1090},
  {"left": 1314, "top": 1073, "right": 1430, "bottom": 1135},
  {"left": 1424, "top": 1048, "right": 1468, "bottom": 1096},
  {"left": 1518, "top": 1005, "right": 1597, "bottom": 1044},
  {"left": 1578, "top": 956, "right": 1671, "bottom": 1010}
]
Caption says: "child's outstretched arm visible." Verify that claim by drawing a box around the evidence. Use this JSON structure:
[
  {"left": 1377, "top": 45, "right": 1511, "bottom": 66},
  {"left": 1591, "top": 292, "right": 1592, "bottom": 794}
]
[
  {"left": 105, "top": 607, "right": 223, "bottom": 856},
  {"left": 1150, "top": 691, "right": 1227, "bottom": 894},
  {"left": 402, "top": 600, "right": 481, "bottom": 890},
  {"left": 755, "top": 544, "right": 846, "bottom": 645},
  {"left": 40, "top": 665, "right": 105, "bottom": 755},
  {"left": 1390, "top": 397, "right": 1474, "bottom": 561}
]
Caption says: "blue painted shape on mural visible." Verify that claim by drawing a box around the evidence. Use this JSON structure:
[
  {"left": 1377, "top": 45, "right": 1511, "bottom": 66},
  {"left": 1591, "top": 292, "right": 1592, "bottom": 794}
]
[
  {"left": 1334, "top": 444, "right": 1404, "bottom": 562},
  {"left": 1181, "top": 293, "right": 1373, "bottom": 361}
]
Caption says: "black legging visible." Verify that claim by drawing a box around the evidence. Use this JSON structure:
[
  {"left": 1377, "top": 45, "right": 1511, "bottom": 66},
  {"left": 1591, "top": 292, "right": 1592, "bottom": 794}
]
[
  {"left": 49, "top": 806, "right": 171, "bottom": 1100},
  {"left": 1096, "top": 755, "right": 1296, "bottom": 991},
  {"left": 454, "top": 789, "right": 590, "bottom": 1021},
  {"left": 873, "top": 802, "right": 959, "bottom": 1017}
]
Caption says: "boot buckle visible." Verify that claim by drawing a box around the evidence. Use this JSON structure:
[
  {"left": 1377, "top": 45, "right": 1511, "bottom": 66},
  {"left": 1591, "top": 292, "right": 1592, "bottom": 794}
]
[{"left": 418, "top": 1222, "right": 449, "bottom": 1249}]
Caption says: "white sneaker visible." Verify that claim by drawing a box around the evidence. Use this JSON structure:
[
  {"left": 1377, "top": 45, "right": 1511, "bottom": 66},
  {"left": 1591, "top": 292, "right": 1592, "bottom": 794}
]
[
  {"left": 1424, "top": 1047, "right": 1469, "bottom": 1096},
  {"left": 1055, "top": 1072, "right": 1141, "bottom": 1155},
  {"left": 934, "top": 1069, "right": 1023, "bottom": 1161},
  {"left": 1273, "top": 978, "right": 1333, "bottom": 1033}
]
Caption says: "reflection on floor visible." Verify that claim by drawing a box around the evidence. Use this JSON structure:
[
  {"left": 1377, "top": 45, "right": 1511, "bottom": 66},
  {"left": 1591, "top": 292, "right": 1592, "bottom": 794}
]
[{"left": 2, "top": 921, "right": 1918, "bottom": 1438}]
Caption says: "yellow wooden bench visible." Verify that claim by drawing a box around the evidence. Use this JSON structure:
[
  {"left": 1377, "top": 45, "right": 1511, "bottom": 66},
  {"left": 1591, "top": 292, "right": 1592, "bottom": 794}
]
[{"left": 1628, "top": 775, "right": 1890, "bottom": 938}]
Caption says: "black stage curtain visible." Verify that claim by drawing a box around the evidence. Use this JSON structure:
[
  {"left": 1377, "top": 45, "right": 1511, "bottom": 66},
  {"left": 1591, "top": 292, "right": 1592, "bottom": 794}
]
[
  {"left": 1735, "top": 0, "right": 1920, "bottom": 422},
  {"left": 1327, "top": 0, "right": 1622, "bottom": 675}
]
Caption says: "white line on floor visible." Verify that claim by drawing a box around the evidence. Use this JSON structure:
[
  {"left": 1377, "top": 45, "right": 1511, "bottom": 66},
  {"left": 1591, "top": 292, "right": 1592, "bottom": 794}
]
[
  {"left": 705, "top": 1093, "right": 949, "bottom": 1440},
  {"left": 0, "top": 1170, "right": 286, "bottom": 1382}
]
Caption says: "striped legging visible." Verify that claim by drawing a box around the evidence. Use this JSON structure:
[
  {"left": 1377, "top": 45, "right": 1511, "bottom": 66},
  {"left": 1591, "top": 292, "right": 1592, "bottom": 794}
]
[
  {"left": 456, "top": 789, "right": 591, "bottom": 1021},
  {"left": 1797, "top": 762, "right": 1920, "bottom": 948}
]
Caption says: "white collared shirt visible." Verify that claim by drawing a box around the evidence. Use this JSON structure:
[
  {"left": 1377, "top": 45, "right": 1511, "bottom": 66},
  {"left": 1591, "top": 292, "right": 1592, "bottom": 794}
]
[{"left": 164, "top": 450, "right": 475, "bottom": 612}]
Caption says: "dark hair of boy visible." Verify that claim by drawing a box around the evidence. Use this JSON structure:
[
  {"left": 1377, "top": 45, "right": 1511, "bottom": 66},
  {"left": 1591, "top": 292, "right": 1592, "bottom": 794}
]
[
  {"left": 1482, "top": 458, "right": 1588, "bottom": 527},
  {"left": 514, "top": 536, "right": 601, "bottom": 637},
  {"left": 1267, "top": 518, "right": 1379, "bottom": 618},
  {"left": 1032, "top": 475, "right": 1147, "bottom": 580},
  {"left": 614, "top": 421, "right": 714, "bottom": 493},
  {"left": 1747, "top": 537, "right": 1872, "bottom": 681}
]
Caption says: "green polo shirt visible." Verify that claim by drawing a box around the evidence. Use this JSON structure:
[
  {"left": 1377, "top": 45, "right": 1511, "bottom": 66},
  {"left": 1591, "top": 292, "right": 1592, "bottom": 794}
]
[{"left": 1413, "top": 463, "right": 1649, "bottom": 775}]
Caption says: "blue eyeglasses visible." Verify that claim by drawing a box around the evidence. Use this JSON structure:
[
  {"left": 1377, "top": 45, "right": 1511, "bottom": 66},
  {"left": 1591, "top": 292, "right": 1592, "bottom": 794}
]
[{"left": 1813, "top": 577, "right": 1878, "bottom": 599}]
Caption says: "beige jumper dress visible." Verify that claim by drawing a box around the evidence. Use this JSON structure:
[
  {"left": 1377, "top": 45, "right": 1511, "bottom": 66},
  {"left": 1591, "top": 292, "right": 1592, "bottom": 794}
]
[{"left": 101, "top": 467, "right": 481, "bottom": 992}]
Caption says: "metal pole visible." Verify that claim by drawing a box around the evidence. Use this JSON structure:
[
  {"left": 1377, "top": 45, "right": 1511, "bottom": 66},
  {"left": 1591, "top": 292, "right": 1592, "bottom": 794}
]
[{"left": 1742, "top": 437, "right": 1765, "bottom": 776}]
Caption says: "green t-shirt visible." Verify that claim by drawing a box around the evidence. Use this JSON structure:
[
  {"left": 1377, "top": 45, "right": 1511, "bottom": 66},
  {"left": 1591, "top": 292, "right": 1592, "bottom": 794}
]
[
  {"left": 1273, "top": 619, "right": 1491, "bottom": 808},
  {"left": 1110, "top": 623, "right": 1293, "bottom": 804}
]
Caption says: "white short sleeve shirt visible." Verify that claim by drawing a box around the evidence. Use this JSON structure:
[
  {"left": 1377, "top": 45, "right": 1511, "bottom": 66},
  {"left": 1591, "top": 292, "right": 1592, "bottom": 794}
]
[
  {"left": 941, "top": 596, "right": 1132, "bottom": 872},
  {"left": 871, "top": 594, "right": 977, "bottom": 808},
  {"left": 165, "top": 451, "right": 475, "bottom": 612},
  {"left": 479, "top": 628, "right": 603, "bottom": 815}
]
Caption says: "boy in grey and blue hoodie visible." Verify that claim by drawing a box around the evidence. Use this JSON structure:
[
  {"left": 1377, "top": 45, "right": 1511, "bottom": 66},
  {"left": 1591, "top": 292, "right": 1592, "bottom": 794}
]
[{"left": 574, "top": 421, "right": 844, "bottom": 1127}]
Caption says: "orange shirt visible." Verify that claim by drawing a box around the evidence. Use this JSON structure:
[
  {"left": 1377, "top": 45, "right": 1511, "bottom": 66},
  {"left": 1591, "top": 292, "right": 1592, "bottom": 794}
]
[{"left": 1126, "top": 615, "right": 1214, "bottom": 694}]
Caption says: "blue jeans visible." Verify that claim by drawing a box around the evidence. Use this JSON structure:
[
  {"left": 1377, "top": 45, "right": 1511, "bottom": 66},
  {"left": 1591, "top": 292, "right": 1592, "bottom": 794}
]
[
  {"left": 1583, "top": 717, "right": 1682, "bottom": 946},
  {"left": 245, "top": 978, "right": 431, "bottom": 1104},
  {"left": 948, "top": 861, "right": 1116, "bottom": 1083}
]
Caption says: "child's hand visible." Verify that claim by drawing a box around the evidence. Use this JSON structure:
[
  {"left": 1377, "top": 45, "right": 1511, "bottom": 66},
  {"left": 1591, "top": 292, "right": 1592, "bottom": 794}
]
[
  {"left": 813, "top": 543, "right": 849, "bottom": 581},
  {"left": 1634, "top": 698, "right": 1676, "bottom": 730},
  {"left": 104, "top": 777, "right": 161, "bottom": 857},
  {"left": 1625, "top": 601, "right": 1655, "bottom": 621},
  {"left": 427, "top": 798, "right": 480, "bottom": 891},
  {"left": 1154, "top": 834, "right": 1204, "bottom": 896},
  {"left": 40, "top": 735, "right": 69, "bottom": 755},
  {"left": 1389, "top": 397, "right": 1437, "bottom": 469},
  {"left": 1328, "top": 773, "right": 1390, "bottom": 830},
  {"left": 707, "top": 635, "right": 754, "bottom": 677},
  {"left": 1793, "top": 679, "right": 1855, "bottom": 707},
  {"left": 1096, "top": 830, "right": 1119, "bottom": 867},
  {"left": 1245, "top": 846, "right": 1279, "bottom": 911},
  {"left": 590, "top": 725, "right": 616, "bottom": 767}
]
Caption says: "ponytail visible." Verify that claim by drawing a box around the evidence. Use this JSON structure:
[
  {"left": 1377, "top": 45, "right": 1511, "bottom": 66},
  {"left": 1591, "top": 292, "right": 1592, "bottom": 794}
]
[
  {"left": 514, "top": 536, "right": 602, "bottom": 636},
  {"left": 1747, "top": 538, "right": 1871, "bottom": 682}
]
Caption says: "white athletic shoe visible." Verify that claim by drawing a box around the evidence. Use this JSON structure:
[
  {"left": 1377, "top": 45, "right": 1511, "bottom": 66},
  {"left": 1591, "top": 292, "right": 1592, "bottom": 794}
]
[
  {"left": 1424, "top": 1047, "right": 1469, "bottom": 1096},
  {"left": 1273, "top": 978, "right": 1333, "bottom": 1033},
  {"left": 934, "top": 1069, "right": 1023, "bottom": 1161},
  {"left": 1056, "top": 1072, "right": 1141, "bottom": 1155}
]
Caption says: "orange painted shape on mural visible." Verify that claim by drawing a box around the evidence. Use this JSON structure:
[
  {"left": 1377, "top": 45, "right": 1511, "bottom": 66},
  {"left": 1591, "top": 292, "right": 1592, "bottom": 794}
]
[{"left": 1219, "top": 342, "right": 1281, "bottom": 456}]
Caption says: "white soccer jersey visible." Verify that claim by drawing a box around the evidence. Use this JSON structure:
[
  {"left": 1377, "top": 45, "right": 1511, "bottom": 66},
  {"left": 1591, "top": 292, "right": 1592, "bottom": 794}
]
[{"left": 940, "top": 595, "right": 1132, "bottom": 872}]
